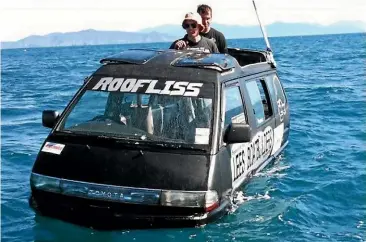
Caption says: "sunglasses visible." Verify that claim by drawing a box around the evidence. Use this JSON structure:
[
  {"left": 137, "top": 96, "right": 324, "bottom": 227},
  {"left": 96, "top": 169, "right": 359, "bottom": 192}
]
[{"left": 183, "top": 23, "right": 198, "bottom": 29}]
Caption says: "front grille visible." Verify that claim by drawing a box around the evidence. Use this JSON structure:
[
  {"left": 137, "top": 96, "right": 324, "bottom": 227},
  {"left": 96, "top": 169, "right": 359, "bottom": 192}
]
[{"left": 32, "top": 190, "right": 205, "bottom": 216}]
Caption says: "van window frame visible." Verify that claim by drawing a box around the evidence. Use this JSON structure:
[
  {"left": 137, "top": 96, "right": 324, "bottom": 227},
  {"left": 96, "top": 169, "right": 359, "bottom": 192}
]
[
  {"left": 242, "top": 76, "right": 274, "bottom": 128},
  {"left": 273, "top": 74, "right": 288, "bottom": 103},
  {"left": 219, "top": 81, "right": 248, "bottom": 147},
  {"left": 258, "top": 78, "right": 274, "bottom": 120},
  {"left": 264, "top": 73, "right": 288, "bottom": 123}
]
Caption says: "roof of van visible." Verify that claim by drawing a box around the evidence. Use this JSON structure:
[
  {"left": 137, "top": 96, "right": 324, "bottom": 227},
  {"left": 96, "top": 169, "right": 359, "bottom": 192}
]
[{"left": 93, "top": 48, "right": 275, "bottom": 83}]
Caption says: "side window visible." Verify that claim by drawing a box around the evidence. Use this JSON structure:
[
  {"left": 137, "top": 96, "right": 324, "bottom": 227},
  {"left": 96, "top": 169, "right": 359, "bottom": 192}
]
[
  {"left": 265, "top": 74, "right": 287, "bottom": 121},
  {"left": 245, "top": 79, "right": 272, "bottom": 126},
  {"left": 273, "top": 76, "right": 286, "bottom": 103},
  {"left": 258, "top": 79, "right": 273, "bottom": 119},
  {"left": 223, "top": 86, "right": 246, "bottom": 127},
  {"left": 266, "top": 75, "right": 286, "bottom": 102}
]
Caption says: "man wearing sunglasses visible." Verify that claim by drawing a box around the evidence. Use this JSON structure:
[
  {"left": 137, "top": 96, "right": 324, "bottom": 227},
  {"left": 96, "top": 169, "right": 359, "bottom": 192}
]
[
  {"left": 172, "top": 5, "right": 227, "bottom": 54},
  {"left": 169, "top": 12, "right": 219, "bottom": 53}
]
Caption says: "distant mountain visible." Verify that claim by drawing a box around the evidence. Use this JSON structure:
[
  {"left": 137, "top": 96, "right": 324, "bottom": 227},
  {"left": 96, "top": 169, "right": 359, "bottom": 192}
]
[
  {"left": 140, "top": 21, "right": 366, "bottom": 39},
  {"left": 1, "top": 29, "right": 177, "bottom": 49},
  {"left": 2, "top": 21, "right": 365, "bottom": 49}
]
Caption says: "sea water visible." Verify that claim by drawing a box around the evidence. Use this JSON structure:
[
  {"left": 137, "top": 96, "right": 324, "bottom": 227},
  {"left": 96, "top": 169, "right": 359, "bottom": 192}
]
[{"left": 1, "top": 33, "right": 365, "bottom": 242}]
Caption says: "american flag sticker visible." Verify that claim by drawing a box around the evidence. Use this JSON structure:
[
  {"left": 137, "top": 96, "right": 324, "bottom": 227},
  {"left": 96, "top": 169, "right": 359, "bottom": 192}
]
[{"left": 41, "top": 142, "right": 65, "bottom": 155}]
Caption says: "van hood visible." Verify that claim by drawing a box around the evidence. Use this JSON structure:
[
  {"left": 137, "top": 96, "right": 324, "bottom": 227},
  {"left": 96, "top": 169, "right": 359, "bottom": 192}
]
[{"left": 32, "top": 136, "right": 209, "bottom": 191}]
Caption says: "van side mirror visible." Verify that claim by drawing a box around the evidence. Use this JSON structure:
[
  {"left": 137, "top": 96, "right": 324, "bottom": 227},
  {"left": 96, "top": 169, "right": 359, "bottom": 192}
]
[
  {"left": 42, "top": 110, "right": 60, "bottom": 128},
  {"left": 223, "top": 123, "right": 252, "bottom": 144}
]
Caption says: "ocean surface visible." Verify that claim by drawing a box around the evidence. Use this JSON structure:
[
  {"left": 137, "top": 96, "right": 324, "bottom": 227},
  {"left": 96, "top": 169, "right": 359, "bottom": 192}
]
[{"left": 1, "top": 33, "right": 365, "bottom": 242}]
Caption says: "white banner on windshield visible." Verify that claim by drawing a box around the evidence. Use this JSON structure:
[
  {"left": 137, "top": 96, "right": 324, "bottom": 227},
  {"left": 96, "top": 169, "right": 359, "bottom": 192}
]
[{"left": 91, "top": 77, "right": 204, "bottom": 97}]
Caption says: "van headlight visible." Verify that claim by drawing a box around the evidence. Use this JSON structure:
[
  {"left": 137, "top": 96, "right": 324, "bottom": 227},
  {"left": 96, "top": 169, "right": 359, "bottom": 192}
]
[
  {"left": 30, "top": 173, "right": 61, "bottom": 193},
  {"left": 160, "top": 190, "right": 219, "bottom": 211}
]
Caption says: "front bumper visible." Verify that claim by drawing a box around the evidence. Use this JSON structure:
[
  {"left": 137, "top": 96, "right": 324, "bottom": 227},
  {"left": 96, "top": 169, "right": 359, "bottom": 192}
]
[{"left": 29, "top": 190, "right": 229, "bottom": 229}]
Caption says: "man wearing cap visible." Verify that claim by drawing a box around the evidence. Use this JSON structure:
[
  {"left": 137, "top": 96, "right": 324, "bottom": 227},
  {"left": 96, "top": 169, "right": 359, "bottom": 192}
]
[
  {"left": 169, "top": 12, "right": 219, "bottom": 53},
  {"left": 173, "top": 5, "right": 227, "bottom": 54}
]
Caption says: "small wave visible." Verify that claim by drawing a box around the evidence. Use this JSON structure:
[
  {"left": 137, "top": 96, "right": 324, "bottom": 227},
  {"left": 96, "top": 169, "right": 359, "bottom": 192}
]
[
  {"left": 250, "top": 215, "right": 265, "bottom": 222},
  {"left": 1, "top": 118, "right": 40, "bottom": 126},
  {"left": 285, "top": 83, "right": 355, "bottom": 91},
  {"left": 255, "top": 165, "right": 291, "bottom": 178},
  {"left": 343, "top": 233, "right": 365, "bottom": 242},
  {"left": 277, "top": 214, "right": 296, "bottom": 227}
]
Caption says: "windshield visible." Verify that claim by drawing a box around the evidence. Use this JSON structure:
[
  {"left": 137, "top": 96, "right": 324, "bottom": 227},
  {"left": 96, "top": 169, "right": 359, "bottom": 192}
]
[{"left": 57, "top": 77, "right": 215, "bottom": 146}]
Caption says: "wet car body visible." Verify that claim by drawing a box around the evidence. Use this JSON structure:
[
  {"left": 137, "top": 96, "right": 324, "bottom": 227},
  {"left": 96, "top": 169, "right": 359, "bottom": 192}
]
[{"left": 29, "top": 48, "right": 290, "bottom": 229}]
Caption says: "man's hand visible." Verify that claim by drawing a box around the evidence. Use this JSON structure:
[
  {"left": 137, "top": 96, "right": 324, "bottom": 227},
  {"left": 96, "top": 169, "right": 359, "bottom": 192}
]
[{"left": 174, "top": 40, "right": 187, "bottom": 50}]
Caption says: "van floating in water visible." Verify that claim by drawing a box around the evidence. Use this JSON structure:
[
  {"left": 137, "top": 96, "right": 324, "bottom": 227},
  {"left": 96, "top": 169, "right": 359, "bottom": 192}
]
[
  {"left": 29, "top": 47, "right": 290, "bottom": 228},
  {"left": 29, "top": 0, "right": 289, "bottom": 229}
]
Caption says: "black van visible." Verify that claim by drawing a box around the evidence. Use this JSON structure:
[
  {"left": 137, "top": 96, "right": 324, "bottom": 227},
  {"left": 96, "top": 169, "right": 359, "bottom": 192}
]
[{"left": 29, "top": 48, "right": 290, "bottom": 228}]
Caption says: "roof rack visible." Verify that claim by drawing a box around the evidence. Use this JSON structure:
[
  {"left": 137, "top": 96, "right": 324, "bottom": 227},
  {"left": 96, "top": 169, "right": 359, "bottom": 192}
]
[
  {"left": 171, "top": 52, "right": 237, "bottom": 72},
  {"left": 100, "top": 49, "right": 164, "bottom": 65}
]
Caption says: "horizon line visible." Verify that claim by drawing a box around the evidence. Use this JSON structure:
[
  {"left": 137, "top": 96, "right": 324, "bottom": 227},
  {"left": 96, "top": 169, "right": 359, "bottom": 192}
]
[
  {"left": 2, "top": 20, "right": 366, "bottom": 42},
  {"left": 2, "top": 32, "right": 364, "bottom": 50}
]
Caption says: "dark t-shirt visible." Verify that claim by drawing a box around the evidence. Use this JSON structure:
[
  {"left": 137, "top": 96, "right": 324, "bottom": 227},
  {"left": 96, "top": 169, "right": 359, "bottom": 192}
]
[
  {"left": 200, "top": 27, "right": 227, "bottom": 54},
  {"left": 169, "top": 36, "right": 219, "bottom": 53}
]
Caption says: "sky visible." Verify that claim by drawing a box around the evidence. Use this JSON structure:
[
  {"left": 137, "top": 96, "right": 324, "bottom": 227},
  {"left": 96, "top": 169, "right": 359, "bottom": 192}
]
[{"left": 1, "top": 0, "right": 365, "bottom": 41}]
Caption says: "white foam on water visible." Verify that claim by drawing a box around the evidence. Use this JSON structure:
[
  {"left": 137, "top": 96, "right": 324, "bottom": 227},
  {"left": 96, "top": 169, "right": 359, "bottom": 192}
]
[
  {"left": 229, "top": 190, "right": 272, "bottom": 214},
  {"left": 250, "top": 215, "right": 265, "bottom": 222},
  {"left": 278, "top": 214, "right": 296, "bottom": 226},
  {"left": 357, "top": 220, "right": 364, "bottom": 229},
  {"left": 188, "top": 234, "right": 197, "bottom": 239},
  {"left": 235, "top": 190, "right": 271, "bottom": 203}
]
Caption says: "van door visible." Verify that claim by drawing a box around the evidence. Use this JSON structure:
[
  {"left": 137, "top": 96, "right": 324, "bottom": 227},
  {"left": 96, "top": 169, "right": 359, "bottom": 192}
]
[
  {"left": 216, "top": 77, "right": 276, "bottom": 193},
  {"left": 227, "top": 76, "right": 276, "bottom": 186},
  {"left": 209, "top": 82, "right": 248, "bottom": 197}
]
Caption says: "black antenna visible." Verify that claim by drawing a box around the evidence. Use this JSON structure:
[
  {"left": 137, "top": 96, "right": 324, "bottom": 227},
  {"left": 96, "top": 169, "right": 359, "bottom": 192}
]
[{"left": 252, "top": 0, "right": 277, "bottom": 67}]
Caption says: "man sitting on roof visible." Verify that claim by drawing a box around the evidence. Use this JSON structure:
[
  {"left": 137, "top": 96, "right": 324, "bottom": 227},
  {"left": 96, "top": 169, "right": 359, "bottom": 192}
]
[{"left": 169, "top": 12, "right": 219, "bottom": 53}]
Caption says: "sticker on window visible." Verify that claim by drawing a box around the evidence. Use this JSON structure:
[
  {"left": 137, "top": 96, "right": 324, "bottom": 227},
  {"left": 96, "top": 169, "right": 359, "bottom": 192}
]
[
  {"left": 195, "top": 128, "right": 210, "bottom": 144},
  {"left": 41, "top": 142, "right": 65, "bottom": 155}
]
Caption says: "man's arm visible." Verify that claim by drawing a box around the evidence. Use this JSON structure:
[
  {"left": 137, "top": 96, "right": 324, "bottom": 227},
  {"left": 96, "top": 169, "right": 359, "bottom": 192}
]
[
  {"left": 170, "top": 38, "right": 188, "bottom": 50},
  {"left": 169, "top": 40, "right": 178, "bottom": 49}
]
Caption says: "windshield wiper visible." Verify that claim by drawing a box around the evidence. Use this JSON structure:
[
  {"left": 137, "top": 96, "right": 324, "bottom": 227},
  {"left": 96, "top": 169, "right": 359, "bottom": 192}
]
[
  {"left": 56, "top": 130, "right": 90, "bottom": 136},
  {"left": 57, "top": 131, "right": 207, "bottom": 151},
  {"left": 58, "top": 130, "right": 142, "bottom": 139},
  {"left": 141, "top": 136, "right": 208, "bottom": 151}
]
